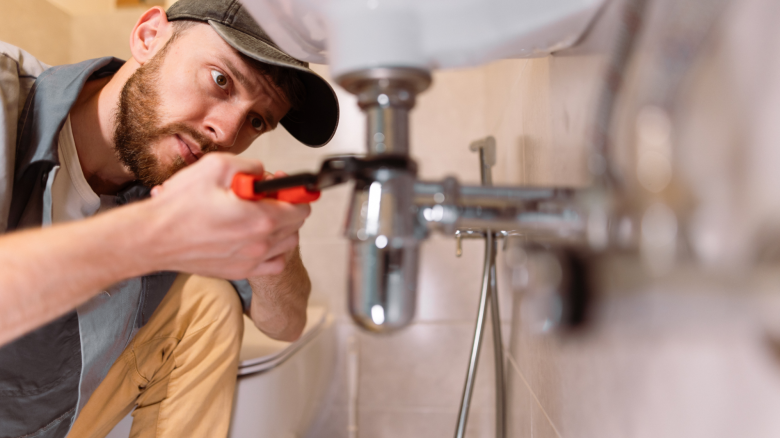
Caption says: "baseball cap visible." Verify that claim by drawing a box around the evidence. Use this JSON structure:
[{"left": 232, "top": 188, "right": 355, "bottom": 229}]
[{"left": 166, "top": 0, "right": 339, "bottom": 147}]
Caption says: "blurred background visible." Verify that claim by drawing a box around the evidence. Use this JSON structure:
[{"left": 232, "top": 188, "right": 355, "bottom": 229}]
[{"left": 4, "top": 0, "right": 780, "bottom": 436}]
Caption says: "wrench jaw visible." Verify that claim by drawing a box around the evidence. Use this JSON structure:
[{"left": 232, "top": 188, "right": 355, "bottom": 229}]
[{"left": 315, "top": 155, "right": 418, "bottom": 191}]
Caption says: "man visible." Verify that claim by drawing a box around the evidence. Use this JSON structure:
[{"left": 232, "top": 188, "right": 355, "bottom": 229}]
[{"left": 0, "top": 0, "right": 339, "bottom": 436}]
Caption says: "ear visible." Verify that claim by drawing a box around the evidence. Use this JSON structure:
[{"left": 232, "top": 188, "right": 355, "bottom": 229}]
[{"left": 129, "top": 7, "right": 173, "bottom": 65}]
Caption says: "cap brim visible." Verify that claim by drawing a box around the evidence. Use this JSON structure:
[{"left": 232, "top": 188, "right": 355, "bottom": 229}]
[{"left": 209, "top": 20, "right": 339, "bottom": 147}]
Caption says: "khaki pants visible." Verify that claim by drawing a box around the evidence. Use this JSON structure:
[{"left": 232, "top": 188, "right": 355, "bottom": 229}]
[{"left": 67, "top": 274, "right": 244, "bottom": 438}]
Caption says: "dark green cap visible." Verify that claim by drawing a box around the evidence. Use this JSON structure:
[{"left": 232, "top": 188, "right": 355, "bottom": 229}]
[{"left": 166, "top": 0, "right": 339, "bottom": 147}]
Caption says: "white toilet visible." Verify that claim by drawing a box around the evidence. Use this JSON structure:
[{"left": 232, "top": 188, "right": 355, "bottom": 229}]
[
  {"left": 106, "top": 306, "right": 336, "bottom": 438},
  {"left": 229, "top": 306, "right": 336, "bottom": 437}
]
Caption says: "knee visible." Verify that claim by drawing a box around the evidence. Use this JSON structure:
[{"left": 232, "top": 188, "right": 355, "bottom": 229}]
[{"left": 178, "top": 275, "right": 245, "bottom": 352}]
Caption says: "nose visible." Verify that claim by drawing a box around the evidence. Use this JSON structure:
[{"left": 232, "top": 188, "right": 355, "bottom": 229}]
[{"left": 203, "top": 103, "right": 246, "bottom": 149}]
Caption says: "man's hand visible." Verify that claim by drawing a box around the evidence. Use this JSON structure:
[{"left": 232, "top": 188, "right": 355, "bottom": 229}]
[
  {"left": 140, "top": 153, "right": 311, "bottom": 279},
  {"left": 0, "top": 153, "right": 311, "bottom": 347}
]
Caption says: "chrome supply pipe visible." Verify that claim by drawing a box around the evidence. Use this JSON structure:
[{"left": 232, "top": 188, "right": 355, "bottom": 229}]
[
  {"left": 455, "top": 137, "right": 505, "bottom": 438},
  {"left": 415, "top": 180, "right": 587, "bottom": 244},
  {"left": 414, "top": 181, "right": 565, "bottom": 206},
  {"left": 489, "top": 248, "right": 505, "bottom": 438},
  {"left": 478, "top": 137, "right": 506, "bottom": 438},
  {"left": 455, "top": 231, "right": 496, "bottom": 438}
]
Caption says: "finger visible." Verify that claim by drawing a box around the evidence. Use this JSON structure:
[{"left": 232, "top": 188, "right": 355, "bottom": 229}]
[
  {"left": 150, "top": 185, "right": 164, "bottom": 197},
  {"left": 251, "top": 198, "right": 311, "bottom": 225},
  {"left": 274, "top": 170, "right": 288, "bottom": 178}
]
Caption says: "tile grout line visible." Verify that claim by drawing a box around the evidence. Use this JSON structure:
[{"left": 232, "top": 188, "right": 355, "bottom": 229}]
[{"left": 505, "top": 349, "right": 564, "bottom": 438}]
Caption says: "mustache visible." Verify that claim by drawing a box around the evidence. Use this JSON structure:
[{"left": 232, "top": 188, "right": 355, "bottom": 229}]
[{"left": 158, "top": 122, "right": 220, "bottom": 155}]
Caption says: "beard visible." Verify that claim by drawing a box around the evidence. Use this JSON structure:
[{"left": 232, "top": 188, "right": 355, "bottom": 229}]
[{"left": 113, "top": 46, "right": 218, "bottom": 187}]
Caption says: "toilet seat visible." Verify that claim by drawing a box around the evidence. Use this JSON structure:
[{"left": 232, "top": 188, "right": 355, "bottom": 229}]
[{"left": 237, "top": 306, "right": 328, "bottom": 376}]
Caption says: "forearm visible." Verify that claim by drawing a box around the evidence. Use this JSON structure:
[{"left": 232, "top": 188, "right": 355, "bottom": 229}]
[
  {"left": 0, "top": 153, "right": 313, "bottom": 347},
  {"left": 0, "top": 202, "right": 158, "bottom": 347},
  {"left": 247, "top": 247, "right": 311, "bottom": 342}
]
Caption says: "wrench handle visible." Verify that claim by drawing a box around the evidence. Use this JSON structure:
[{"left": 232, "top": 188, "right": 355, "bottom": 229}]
[{"left": 231, "top": 173, "right": 321, "bottom": 203}]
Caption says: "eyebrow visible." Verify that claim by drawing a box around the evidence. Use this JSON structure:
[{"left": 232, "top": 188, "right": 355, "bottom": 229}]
[
  {"left": 220, "top": 56, "right": 251, "bottom": 90},
  {"left": 218, "top": 56, "right": 279, "bottom": 130}
]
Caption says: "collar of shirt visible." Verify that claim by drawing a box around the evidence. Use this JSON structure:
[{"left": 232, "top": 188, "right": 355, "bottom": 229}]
[{"left": 9, "top": 56, "right": 150, "bottom": 229}]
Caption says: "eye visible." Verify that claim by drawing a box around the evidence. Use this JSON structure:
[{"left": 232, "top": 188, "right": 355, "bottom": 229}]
[
  {"left": 250, "top": 116, "right": 264, "bottom": 132},
  {"left": 211, "top": 70, "right": 228, "bottom": 88}
]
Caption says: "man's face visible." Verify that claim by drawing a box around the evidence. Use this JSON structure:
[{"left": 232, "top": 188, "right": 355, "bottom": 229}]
[{"left": 114, "top": 23, "right": 292, "bottom": 187}]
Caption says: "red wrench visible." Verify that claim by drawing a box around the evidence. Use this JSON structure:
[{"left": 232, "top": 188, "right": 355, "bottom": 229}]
[{"left": 231, "top": 155, "right": 414, "bottom": 204}]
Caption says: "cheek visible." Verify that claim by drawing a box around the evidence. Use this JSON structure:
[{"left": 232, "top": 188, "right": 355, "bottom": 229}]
[
  {"left": 156, "top": 67, "right": 212, "bottom": 123},
  {"left": 231, "top": 128, "right": 262, "bottom": 155}
]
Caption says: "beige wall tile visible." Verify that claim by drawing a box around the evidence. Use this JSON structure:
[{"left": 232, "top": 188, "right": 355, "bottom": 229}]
[
  {"left": 484, "top": 54, "right": 603, "bottom": 188},
  {"left": 530, "top": 402, "right": 563, "bottom": 438},
  {"left": 483, "top": 60, "right": 530, "bottom": 136},
  {"left": 506, "top": 278, "right": 780, "bottom": 438},
  {"left": 47, "top": 0, "right": 115, "bottom": 16},
  {"left": 485, "top": 59, "right": 531, "bottom": 187},
  {"left": 69, "top": 9, "right": 144, "bottom": 63},
  {"left": 416, "top": 236, "right": 485, "bottom": 322},
  {"left": 417, "top": 235, "right": 514, "bottom": 323},
  {"left": 546, "top": 54, "right": 603, "bottom": 187},
  {"left": 357, "top": 409, "right": 493, "bottom": 438},
  {"left": 512, "top": 57, "right": 553, "bottom": 187},
  {"left": 301, "top": 240, "right": 349, "bottom": 319},
  {"left": 411, "top": 67, "right": 487, "bottom": 184},
  {"left": 356, "top": 322, "right": 499, "bottom": 413},
  {"left": 306, "top": 406, "right": 348, "bottom": 438},
  {"left": 507, "top": 353, "right": 569, "bottom": 438},
  {"left": 0, "top": 0, "right": 71, "bottom": 66},
  {"left": 505, "top": 362, "right": 533, "bottom": 438}
]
